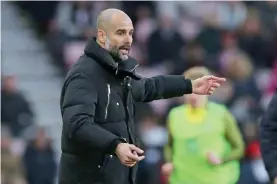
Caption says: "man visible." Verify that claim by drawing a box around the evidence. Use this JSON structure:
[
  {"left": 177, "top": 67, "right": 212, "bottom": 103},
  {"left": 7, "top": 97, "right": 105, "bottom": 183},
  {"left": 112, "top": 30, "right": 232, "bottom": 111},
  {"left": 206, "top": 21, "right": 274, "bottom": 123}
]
[
  {"left": 162, "top": 67, "right": 244, "bottom": 184},
  {"left": 59, "top": 9, "right": 226, "bottom": 184},
  {"left": 1, "top": 75, "right": 34, "bottom": 137},
  {"left": 260, "top": 92, "right": 277, "bottom": 184}
]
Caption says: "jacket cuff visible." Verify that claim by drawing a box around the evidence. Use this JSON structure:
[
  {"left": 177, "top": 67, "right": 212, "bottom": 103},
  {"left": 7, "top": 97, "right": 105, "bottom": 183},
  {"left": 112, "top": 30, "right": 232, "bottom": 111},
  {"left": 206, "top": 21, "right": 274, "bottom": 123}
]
[
  {"left": 106, "top": 138, "right": 127, "bottom": 154},
  {"left": 183, "top": 78, "right": 193, "bottom": 94},
  {"left": 161, "top": 76, "right": 193, "bottom": 97}
]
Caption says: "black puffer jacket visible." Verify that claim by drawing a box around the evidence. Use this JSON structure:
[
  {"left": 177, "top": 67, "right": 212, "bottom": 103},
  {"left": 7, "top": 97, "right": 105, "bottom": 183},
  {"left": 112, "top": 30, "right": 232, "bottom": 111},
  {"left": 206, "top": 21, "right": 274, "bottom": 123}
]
[{"left": 59, "top": 37, "right": 193, "bottom": 184}]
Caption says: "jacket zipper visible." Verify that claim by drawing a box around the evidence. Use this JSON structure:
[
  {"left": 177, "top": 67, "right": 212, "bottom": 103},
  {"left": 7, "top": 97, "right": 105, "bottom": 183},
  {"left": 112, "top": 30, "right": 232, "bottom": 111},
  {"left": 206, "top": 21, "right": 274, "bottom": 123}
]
[
  {"left": 130, "top": 64, "right": 139, "bottom": 72},
  {"left": 105, "top": 84, "right": 111, "bottom": 120},
  {"left": 123, "top": 77, "right": 135, "bottom": 144}
]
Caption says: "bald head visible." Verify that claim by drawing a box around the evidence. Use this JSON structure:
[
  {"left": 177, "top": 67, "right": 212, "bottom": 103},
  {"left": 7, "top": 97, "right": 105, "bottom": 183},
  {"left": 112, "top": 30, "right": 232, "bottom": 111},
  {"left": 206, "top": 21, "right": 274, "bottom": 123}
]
[
  {"left": 97, "top": 8, "right": 132, "bottom": 32},
  {"left": 96, "top": 9, "right": 134, "bottom": 61}
]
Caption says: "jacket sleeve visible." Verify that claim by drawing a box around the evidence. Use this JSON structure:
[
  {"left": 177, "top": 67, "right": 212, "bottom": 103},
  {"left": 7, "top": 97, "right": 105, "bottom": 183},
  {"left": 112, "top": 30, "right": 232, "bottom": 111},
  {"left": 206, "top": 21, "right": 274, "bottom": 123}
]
[
  {"left": 61, "top": 73, "right": 122, "bottom": 154},
  {"left": 132, "top": 75, "right": 192, "bottom": 102},
  {"left": 260, "top": 93, "right": 277, "bottom": 181}
]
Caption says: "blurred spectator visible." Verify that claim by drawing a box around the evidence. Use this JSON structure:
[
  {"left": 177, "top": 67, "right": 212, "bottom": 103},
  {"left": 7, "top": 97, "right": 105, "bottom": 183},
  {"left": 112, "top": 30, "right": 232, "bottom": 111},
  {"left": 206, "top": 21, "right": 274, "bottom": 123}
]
[
  {"left": 238, "top": 123, "right": 269, "bottom": 184},
  {"left": 251, "top": 1, "right": 277, "bottom": 39},
  {"left": 147, "top": 14, "right": 185, "bottom": 67},
  {"left": 47, "top": 1, "right": 121, "bottom": 72},
  {"left": 214, "top": 1, "right": 247, "bottom": 31},
  {"left": 1, "top": 126, "right": 26, "bottom": 184},
  {"left": 238, "top": 13, "right": 270, "bottom": 67},
  {"left": 47, "top": 1, "right": 96, "bottom": 72},
  {"left": 23, "top": 127, "right": 57, "bottom": 184},
  {"left": 218, "top": 31, "right": 242, "bottom": 70},
  {"left": 133, "top": 6, "right": 156, "bottom": 65},
  {"left": 195, "top": 24, "right": 222, "bottom": 55},
  {"left": 172, "top": 42, "right": 206, "bottom": 75},
  {"left": 134, "top": 6, "right": 157, "bottom": 48},
  {"left": 53, "top": 1, "right": 97, "bottom": 40},
  {"left": 121, "top": 1, "right": 156, "bottom": 26},
  {"left": 266, "top": 60, "right": 277, "bottom": 95},
  {"left": 220, "top": 52, "right": 262, "bottom": 123},
  {"left": 137, "top": 115, "right": 167, "bottom": 184},
  {"left": 260, "top": 59, "right": 277, "bottom": 111},
  {"left": 177, "top": 12, "right": 202, "bottom": 42},
  {"left": 1, "top": 75, "right": 34, "bottom": 137}
]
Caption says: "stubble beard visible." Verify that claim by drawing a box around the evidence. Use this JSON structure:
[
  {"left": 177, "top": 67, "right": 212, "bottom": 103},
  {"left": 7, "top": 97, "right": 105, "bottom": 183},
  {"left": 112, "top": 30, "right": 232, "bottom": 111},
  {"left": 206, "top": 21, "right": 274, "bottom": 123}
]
[{"left": 105, "top": 36, "right": 128, "bottom": 61}]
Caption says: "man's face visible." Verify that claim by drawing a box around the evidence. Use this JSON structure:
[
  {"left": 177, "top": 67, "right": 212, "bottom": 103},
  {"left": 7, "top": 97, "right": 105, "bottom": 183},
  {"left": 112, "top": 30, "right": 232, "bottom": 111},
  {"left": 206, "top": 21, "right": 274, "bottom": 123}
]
[
  {"left": 97, "top": 12, "right": 134, "bottom": 61},
  {"left": 105, "top": 24, "right": 134, "bottom": 61},
  {"left": 2, "top": 76, "right": 16, "bottom": 92}
]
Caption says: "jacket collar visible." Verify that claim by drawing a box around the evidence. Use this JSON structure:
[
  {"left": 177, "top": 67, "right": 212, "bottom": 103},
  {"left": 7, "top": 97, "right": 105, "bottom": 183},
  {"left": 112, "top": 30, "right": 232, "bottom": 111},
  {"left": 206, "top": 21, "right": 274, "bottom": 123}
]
[{"left": 84, "top": 37, "right": 141, "bottom": 80}]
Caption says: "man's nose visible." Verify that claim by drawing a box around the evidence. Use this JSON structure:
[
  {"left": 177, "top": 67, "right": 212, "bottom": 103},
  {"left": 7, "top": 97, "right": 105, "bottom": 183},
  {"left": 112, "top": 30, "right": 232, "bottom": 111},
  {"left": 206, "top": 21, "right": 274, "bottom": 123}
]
[{"left": 124, "top": 35, "right": 132, "bottom": 44}]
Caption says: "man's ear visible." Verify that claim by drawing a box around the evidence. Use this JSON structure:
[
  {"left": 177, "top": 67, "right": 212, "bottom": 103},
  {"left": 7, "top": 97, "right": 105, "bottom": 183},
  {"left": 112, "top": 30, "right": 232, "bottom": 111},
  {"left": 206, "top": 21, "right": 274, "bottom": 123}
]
[{"left": 97, "top": 29, "right": 106, "bottom": 43}]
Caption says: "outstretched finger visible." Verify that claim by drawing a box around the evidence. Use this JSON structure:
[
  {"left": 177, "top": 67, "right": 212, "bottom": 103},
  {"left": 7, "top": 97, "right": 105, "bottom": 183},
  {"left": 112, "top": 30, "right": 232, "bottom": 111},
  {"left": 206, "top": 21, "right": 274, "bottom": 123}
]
[
  {"left": 211, "top": 76, "right": 226, "bottom": 83},
  {"left": 206, "top": 75, "right": 226, "bottom": 82}
]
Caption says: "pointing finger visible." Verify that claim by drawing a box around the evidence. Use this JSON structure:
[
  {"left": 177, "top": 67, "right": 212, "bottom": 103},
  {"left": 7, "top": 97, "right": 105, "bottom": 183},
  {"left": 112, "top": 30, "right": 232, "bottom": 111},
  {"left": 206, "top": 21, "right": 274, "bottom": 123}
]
[
  {"left": 206, "top": 75, "right": 226, "bottom": 83},
  {"left": 211, "top": 76, "right": 226, "bottom": 83}
]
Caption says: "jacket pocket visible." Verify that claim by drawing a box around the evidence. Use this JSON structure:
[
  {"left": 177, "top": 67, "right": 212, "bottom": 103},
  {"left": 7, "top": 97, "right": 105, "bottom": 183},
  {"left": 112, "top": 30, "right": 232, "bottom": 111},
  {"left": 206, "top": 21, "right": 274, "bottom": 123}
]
[
  {"left": 98, "top": 155, "right": 110, "bottom": 174},
  {"left": 98, "top": 154, "right": 126, "bottom": 184}
]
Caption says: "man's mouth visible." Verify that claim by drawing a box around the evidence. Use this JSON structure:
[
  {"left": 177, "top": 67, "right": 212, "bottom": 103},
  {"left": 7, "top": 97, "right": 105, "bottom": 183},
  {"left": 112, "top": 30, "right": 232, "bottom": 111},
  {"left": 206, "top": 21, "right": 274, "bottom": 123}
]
[{"left": 120, "top": 46, "right": 130, "bottom": 55}]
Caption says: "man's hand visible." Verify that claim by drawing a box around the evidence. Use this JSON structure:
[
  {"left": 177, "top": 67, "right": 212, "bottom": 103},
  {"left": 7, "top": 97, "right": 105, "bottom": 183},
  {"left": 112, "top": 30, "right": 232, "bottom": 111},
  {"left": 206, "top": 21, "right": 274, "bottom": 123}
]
[
  {"left": 115, "top": 143, "right": 145, "bottom": 167},
  {"left": 161, "top": 162, "right": 174, "bottom": 176},
  {"left": 192, "top": 75, "right": 226, "bottom": 95}
]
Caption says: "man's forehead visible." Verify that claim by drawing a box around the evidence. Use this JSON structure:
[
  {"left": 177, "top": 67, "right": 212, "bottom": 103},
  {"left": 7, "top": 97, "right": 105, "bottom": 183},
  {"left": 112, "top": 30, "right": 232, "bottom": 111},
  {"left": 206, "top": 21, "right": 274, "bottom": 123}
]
[{"left": 113, "top": 23, "right": 134, "bottom": 31}]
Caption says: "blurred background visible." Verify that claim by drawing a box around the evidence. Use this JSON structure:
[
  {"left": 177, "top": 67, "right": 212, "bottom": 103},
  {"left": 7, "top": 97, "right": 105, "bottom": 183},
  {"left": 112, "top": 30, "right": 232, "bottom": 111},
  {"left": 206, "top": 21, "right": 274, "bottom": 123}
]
[{"left": 1, "top": 1, "right": 277, "bottom": 184}]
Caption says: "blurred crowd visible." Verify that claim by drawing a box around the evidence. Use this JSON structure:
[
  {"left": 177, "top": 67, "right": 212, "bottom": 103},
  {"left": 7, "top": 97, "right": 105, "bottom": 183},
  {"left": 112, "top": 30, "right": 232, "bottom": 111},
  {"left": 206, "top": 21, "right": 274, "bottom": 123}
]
[{"left": 2, "top": 1, "right": 277, "bottom": 184}]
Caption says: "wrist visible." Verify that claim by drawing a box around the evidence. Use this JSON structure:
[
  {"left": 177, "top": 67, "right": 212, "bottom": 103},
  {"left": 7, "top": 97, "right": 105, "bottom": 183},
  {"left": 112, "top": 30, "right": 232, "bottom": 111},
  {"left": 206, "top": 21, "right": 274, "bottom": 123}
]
[
  {"left": 107, "top": 138, "right": 126, "bottom": 155},
  {"left": 191, "top": 80, "right": 196, "bottom": 94}
]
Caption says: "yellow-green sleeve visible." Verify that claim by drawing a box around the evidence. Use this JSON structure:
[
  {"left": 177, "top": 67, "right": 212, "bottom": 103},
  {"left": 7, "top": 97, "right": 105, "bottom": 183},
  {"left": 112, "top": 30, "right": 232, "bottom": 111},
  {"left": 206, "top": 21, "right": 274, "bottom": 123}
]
[{"left": 222, "top": 109, "right": 245, "bottom": 163}]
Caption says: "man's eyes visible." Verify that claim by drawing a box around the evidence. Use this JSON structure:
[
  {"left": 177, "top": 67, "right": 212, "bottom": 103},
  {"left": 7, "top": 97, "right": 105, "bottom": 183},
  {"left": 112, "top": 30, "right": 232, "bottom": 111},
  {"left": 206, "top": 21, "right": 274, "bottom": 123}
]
[{"left": 117, "top": 32, "right": 133, "bottom": 36}]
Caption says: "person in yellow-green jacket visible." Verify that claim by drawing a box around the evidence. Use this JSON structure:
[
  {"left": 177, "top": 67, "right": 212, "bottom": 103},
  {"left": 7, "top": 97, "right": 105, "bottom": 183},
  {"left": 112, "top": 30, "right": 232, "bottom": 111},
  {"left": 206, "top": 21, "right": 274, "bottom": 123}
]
[{"left": 162, "top": 66, "right": 245, "bottom": 184}]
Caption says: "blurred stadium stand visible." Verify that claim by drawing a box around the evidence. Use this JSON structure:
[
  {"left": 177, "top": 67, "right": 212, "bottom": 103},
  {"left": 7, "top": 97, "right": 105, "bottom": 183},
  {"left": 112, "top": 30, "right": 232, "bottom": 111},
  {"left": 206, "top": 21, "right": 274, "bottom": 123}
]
[
  {"left": 1, "top": 1, "right": 277, "bottom": 184},
  {"left": 2, "top": 1, "right": 62, "bottom": 149}
]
